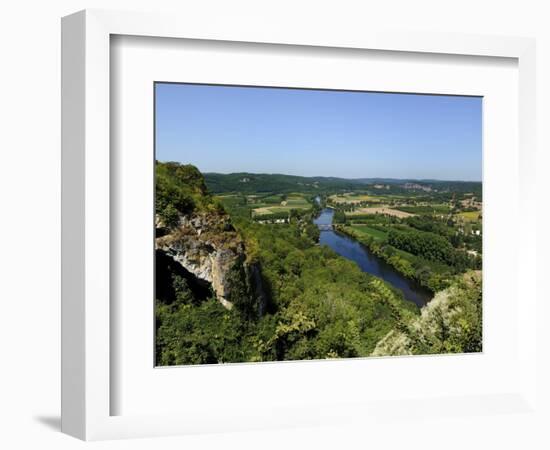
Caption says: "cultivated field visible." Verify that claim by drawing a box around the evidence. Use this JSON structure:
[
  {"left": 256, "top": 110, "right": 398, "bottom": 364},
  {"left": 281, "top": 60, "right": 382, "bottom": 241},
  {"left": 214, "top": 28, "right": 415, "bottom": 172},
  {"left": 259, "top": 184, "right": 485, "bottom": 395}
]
[
  {"left": 457, "top": 211, "right": 482, "bottom": 222},
  {"left": 395, "top": 204, "right": 451, "bottom": 215},
  {"left": 252, "top": 195, "right": 311, "bottom": 216},
  {"left": 329, "top": 193, "right": 378, "bottom": 204},
  {"left": 345, "top": 225, "right": 388, "bottom": 241},
  {"left": 346, "top": 207, "right": 414, "bottom": 218}
]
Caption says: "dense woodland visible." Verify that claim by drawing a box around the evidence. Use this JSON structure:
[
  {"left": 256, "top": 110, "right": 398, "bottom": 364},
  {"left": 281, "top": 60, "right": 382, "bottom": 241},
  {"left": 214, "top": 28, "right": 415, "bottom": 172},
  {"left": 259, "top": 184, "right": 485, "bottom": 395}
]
[
  {"left": 204, "top": 171, "right": 482, "bottom": 198},
  {"left": 155, "top": 162, "right": 483, "bottom": 365}
]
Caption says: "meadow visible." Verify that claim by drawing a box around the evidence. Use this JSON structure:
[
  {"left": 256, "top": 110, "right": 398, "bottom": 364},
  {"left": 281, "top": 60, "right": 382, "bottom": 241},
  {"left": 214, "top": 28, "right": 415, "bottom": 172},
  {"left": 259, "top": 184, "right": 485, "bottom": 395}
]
[
  {"left": 251, "top": 194, "right": 311, "bottom": 216},
  {"left": 458, "top": 211, "right": 482, "bottom": 222},
  {"left": 344, "top": 225, "right": 388, "bottom": 241}
]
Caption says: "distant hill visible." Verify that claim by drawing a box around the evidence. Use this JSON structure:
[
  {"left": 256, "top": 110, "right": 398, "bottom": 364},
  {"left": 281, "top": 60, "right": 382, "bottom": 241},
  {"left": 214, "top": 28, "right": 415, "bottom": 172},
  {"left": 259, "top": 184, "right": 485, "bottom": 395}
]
[
  {"left": 203, "top": 172, "right": 363, "bottom": 194},
  {"left": 203, "top": 171, "right": 482, "bottom": 196}
]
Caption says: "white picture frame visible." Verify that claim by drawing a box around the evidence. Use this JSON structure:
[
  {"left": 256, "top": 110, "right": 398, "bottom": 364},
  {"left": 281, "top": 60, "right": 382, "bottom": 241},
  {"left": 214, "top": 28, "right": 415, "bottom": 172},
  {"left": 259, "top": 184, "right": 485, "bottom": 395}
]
[{"left": 61, "top": 9, "right": 538, "bottom": 441}]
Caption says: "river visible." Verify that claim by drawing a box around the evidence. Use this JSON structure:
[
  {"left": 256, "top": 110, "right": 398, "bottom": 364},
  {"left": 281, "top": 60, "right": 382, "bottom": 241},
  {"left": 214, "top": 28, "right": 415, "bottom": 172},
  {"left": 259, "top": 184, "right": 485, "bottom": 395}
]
[{"left": 313, "top": 206, "right": 432, "bottom": 307}]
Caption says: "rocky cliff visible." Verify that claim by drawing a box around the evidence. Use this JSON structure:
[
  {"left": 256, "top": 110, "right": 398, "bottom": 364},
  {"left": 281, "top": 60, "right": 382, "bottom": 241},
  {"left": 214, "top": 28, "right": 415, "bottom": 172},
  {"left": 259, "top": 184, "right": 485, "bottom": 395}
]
[
  {"left": 156, "top": 211, "right": 266, "bottom": 314},
  {"left": 155, "top": 161, "right": 267, "bottom": 315}
]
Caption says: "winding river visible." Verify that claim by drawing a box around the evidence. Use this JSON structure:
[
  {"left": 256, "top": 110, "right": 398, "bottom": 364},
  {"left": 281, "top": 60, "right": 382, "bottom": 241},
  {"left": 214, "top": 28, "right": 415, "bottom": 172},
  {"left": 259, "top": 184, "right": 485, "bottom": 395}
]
[{"left": 313, "top": 206, "right": 432, "bottom": 307}]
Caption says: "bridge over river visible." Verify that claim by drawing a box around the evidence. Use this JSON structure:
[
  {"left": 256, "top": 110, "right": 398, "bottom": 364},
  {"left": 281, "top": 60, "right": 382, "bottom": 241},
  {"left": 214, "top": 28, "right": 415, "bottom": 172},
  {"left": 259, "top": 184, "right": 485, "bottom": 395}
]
[{"left": 317, "top": 224, "right": 333, "bottom": 231}]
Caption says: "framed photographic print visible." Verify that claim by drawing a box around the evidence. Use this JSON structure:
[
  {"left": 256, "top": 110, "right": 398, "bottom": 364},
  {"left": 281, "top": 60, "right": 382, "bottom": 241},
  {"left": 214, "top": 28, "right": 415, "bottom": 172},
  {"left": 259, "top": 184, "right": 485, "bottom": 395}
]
[
  {"left": 62, "top": 9, "right": 539, "bottom": 442},
  {"left": 153, "top": 82, "right": 483, "bottom": 367}
]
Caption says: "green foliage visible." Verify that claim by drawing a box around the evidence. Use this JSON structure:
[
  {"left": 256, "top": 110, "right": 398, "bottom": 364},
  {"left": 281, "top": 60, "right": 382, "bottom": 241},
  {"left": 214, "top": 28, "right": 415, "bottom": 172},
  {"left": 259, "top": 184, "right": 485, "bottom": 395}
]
[
  {"left": 252, "top": 211, "right": 289, "bottom": 221},
  {"left": 233, "top": 220, "right": 417, "bottom": 361},
  {"left": 388, "top": 228, "right": 474, "bottom": 271},
  {"left": 332, "top": 209, "right": 347, "bottom": 224},
  {"left": 372, "top": 272, "right": 482, "bottom": 356},
  {"left": 157, "top": 213, "right": 418, "bottom": 365},
  {"left": 338, "top": 225, "right": 455, "bottom": 293},
  {"left": 156, "top": 172, "right": 195, "bottom": 224},
  {"left": 226, "top": 260, "right": 258, "bottom": 319},
  {"left": 155, "top": 164, "right": 483, "bottom": 365},
  {"left": 160, "top": 203, "right": 181, "bottom": 229},
  {"left": 156, "top": 298, "right": 256, "bottom": 365},
  {"left": 347, "top": 225, "right": 387, "bottom": 241},
  {"left": 396, "top": 205, "right": 451, "bottom": 215},
  {"left": 204, "top": 172, "right": 482, "bottom": 199},
  {"left": 156, "top": 161, "right": 219, "bottom": 227},
  {"left": 405, "top": 215, "right": 454, "bottom": 239},
  {"left": 204, "top": 172, "right": 369, "bottom": 195}
]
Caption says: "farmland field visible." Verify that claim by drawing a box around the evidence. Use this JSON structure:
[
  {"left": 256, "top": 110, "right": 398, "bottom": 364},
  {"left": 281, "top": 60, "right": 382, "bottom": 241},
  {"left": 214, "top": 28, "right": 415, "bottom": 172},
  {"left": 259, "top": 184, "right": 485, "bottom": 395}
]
[
  {"left": 395, "top": 204, "right": 451, "bottom": 215},
  {"left": 252, "top": 195, "right": 311, "bottom": 216},
  {"left": 457, "top": 211, "right": 482, "bottom": 222},
  {"left": 329, "top": 193, "right": 378, "bottom": 204},
  {"left": 344, "top": 225, "right": 388, "bottom": 241},
  {"left": 346, "top": 207, "right": 414, "bottom": 218}
]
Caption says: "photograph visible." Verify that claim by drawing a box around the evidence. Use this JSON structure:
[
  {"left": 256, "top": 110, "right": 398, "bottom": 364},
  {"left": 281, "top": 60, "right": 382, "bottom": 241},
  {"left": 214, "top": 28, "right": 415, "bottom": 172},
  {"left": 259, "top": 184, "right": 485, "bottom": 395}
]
[{"left": 154, "top": 83, "right": 483, "bottom": 366}]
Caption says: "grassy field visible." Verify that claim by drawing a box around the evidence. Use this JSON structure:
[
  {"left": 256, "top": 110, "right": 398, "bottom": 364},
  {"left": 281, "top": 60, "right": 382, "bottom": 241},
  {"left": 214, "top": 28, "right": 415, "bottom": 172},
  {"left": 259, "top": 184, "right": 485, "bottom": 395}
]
[
  {"left": 346, "top": 207, "right": 414, "bottom": 218},
  {"left": 257, "top": 195, "right": 283, "bottom": 204},
  {"left": 346, "top": 225, "right": 388, "bottom": 241},
  {"left": 252, "top": 195, "right": 311, "bottom": 215},
  {"left": 457, "top": 211, "right": 481, "bottom": 222},
  {"left": 284, "top": 196, "right": 311, "bottom": 206},
  {"left": 395, "top": 204, "right": 451, "bottom": 215},
  {"left": 329, "top": 193, "right": 378, "bottom": 204}
]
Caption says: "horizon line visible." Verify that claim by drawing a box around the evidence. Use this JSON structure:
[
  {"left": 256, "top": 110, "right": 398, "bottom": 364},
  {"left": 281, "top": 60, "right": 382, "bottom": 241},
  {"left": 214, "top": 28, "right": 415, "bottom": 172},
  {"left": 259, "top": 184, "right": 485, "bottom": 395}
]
[{"left": 156, "top": 160, "right": 481, "bottom": 183}]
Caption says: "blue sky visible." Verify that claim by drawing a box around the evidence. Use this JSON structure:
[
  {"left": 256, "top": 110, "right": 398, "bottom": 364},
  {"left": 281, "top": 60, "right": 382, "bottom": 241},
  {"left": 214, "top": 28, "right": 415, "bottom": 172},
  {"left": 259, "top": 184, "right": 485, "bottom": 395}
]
[{"left": 155, "top": 83, "right": 482, "bottom": 181}]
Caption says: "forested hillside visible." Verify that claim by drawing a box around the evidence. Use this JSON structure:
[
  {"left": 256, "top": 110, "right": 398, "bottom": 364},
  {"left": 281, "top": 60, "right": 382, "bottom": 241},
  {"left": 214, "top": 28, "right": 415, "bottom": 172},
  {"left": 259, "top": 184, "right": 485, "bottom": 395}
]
[
  {"left": 204, "top": 172, "right": 365, "bottom": 194},
  {"left": 155, "top": 162, "right": 416, "bottom": 364},
  {"left": 204, "top": 172, "right": 482, "bottom": 197},
  {"left": 155, "top": 162, "right": 482, "bottom": 365}
]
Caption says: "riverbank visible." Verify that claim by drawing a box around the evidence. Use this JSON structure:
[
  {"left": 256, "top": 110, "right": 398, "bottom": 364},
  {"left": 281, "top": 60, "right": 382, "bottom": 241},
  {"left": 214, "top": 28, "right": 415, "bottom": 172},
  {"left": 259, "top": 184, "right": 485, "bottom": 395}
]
[
  {"left": 313, "top": 209, "right": 432, "bottom": 307},
  {"left": 336, "top": 221, "right": 472, "bottom": 298},
  {"left": 334, "top": 223, "right": 442, "bottom": 295}
]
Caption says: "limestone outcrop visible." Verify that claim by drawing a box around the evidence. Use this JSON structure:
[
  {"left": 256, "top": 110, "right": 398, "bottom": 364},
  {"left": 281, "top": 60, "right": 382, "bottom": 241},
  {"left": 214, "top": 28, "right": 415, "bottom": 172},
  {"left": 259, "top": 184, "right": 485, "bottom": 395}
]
[{"left": 156, "top": 212, "right": 266, "bottom": 313}]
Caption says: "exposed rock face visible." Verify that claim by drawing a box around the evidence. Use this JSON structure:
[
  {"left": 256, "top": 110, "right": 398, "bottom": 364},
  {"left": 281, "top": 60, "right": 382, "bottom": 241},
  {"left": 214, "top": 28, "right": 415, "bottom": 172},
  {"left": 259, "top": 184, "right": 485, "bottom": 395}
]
[{"left": 156, "top": 212, "right": 265, "bottom": 313}]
